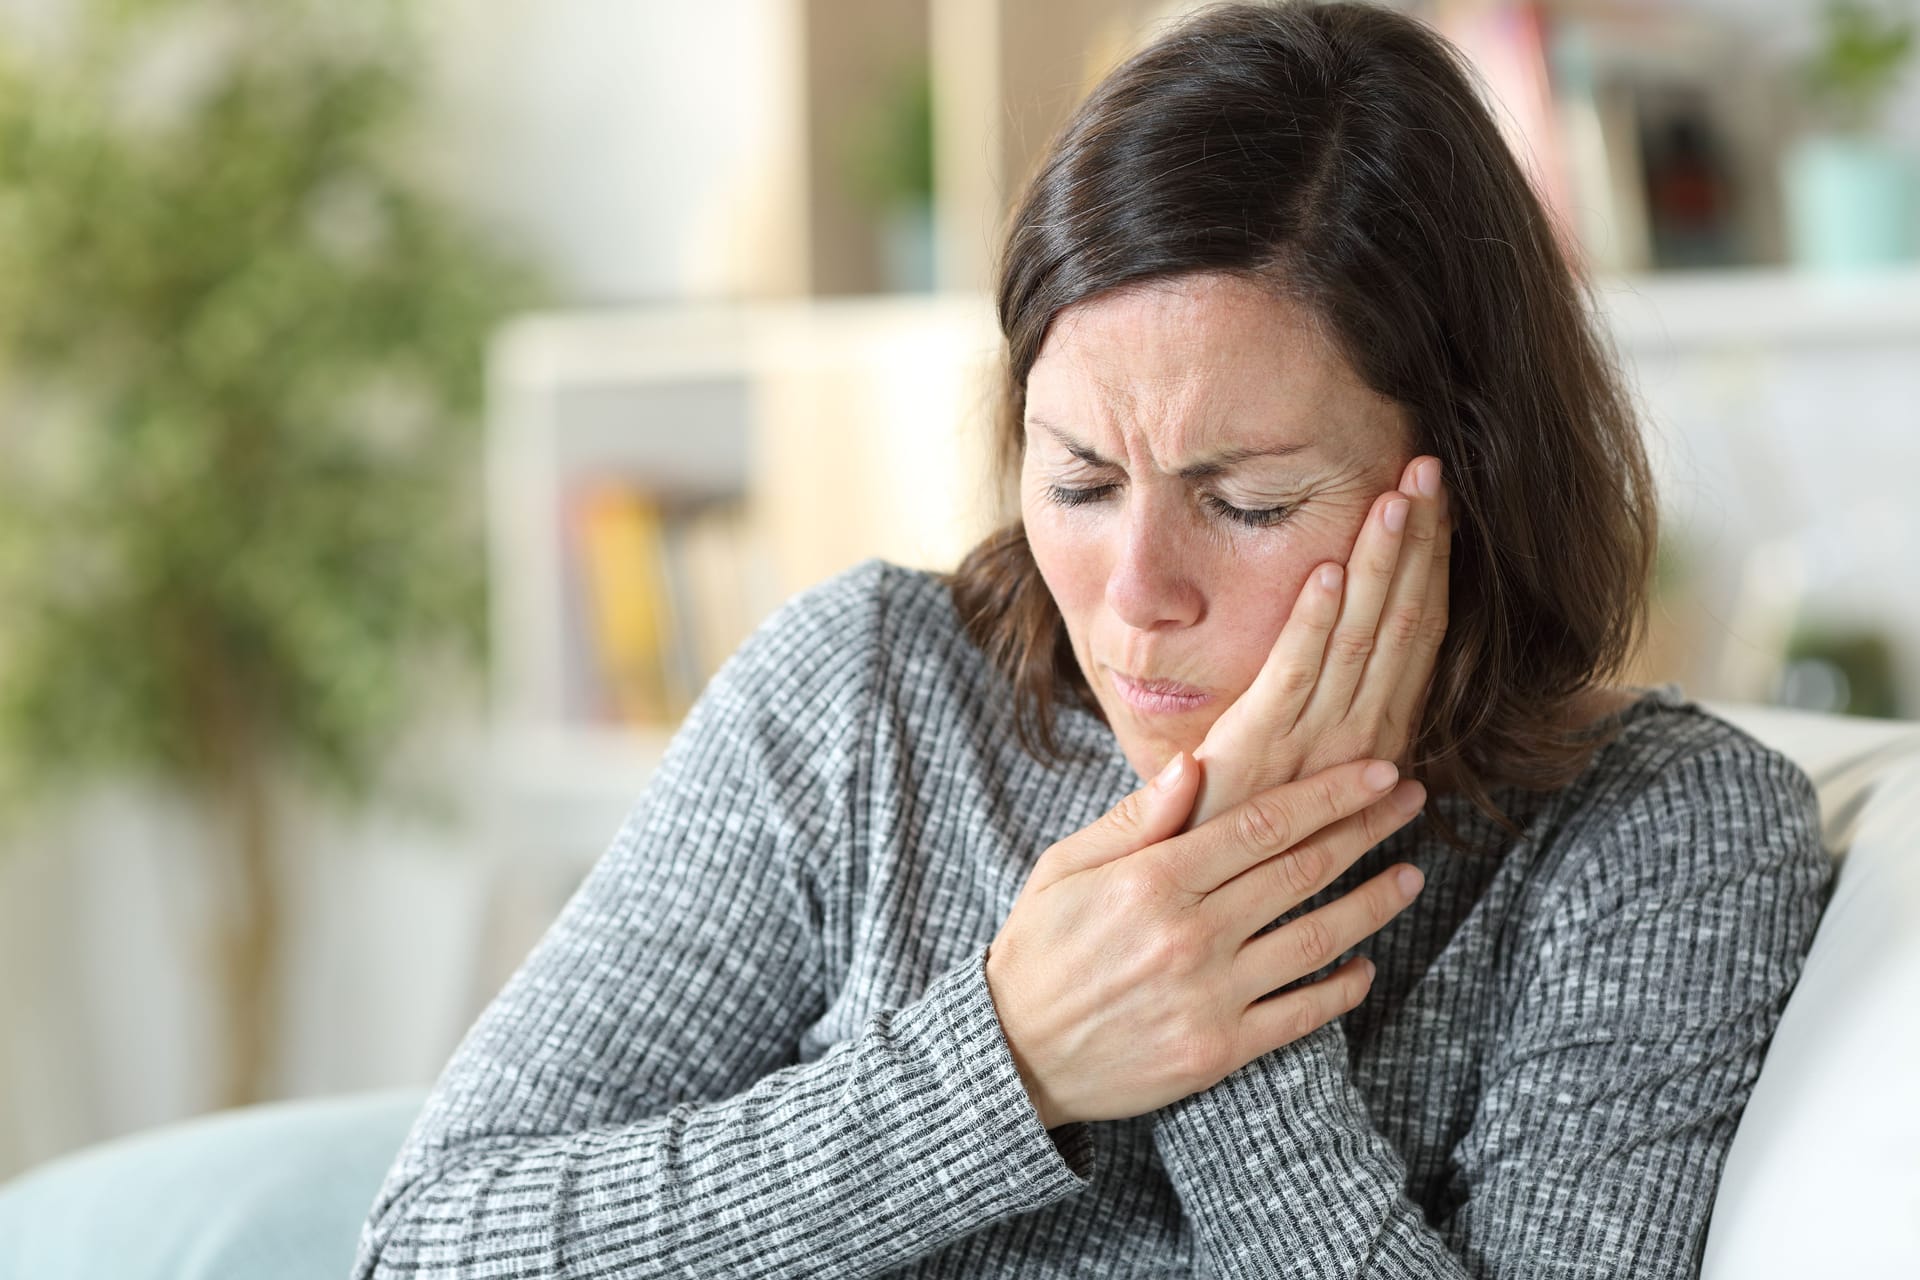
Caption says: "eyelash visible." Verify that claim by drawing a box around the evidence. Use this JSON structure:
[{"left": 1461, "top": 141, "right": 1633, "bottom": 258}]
[{"left": 1044, "top": 483, "right": 1293, "bottom": 529}]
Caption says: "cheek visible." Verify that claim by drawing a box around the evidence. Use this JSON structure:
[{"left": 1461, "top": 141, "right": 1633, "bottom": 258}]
[
  {"left": 1201, "top": 510, "right": 1370, "bottom": 687},
  {"left": 1208, "top": 553, "right": 1315, "bottom": 681},
  {"left": 1023, "top": 502, "right": 1103, "bottom": 631}
]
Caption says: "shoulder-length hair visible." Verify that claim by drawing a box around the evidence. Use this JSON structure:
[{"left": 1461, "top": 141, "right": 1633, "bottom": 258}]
[{"left": 944, "top": 0, "right": 1658, "bottom": 856}]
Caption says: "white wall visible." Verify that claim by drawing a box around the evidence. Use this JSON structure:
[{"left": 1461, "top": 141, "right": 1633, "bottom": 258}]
[
  {"left": 413, "top": 0, "right": 807, "bottom": 303},
  {"left": 0, "top": 712, "right": 516, "bottom": 1182}
]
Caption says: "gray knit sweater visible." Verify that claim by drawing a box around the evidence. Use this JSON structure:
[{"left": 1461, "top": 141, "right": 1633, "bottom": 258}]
[{"left": 352, "top": 558, "right": 1831, "bottom": 1278}]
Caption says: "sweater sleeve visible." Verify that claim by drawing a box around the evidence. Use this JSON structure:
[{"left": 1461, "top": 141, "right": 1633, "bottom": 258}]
[
  {"left": 351, "top": 563, "right": 1096, "bottom": 1279},
  {"left": 1150, "top": 739, "right": 1832, "bottom": 1278}
]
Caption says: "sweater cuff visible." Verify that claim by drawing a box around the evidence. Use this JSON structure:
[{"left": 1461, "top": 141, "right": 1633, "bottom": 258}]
[{"left": 893, "top": 941, "right": 1099, "bottom": 1196}]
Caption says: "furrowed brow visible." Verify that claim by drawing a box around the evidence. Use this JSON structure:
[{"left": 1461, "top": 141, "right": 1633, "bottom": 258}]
[{"left": 1027, "top": 417, "right": 1311, "bottom": 479}]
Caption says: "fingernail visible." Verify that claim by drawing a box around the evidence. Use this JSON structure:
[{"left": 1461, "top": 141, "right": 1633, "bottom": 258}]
[
  {"left": 1153, "top": 751, "right": 1185, "bottom": 792},
  {"left": 1362, "top": 760, "right": 1399, "bottom": 791},
  {"left": 1417, "top": 459, "right": 1440, "bottom": 498},
  {"left": 1397, "top": 866, "right": 1425, "bottom": 896},
  {"left": 1361, "top": 957, "right": 1376, "bottom": 980},
  {"left": 1317, "top": 565, "right": 1342, "bottom": 591},
  {"left": 1385, "top": 498, "right": 1409, "bottom": 533}
]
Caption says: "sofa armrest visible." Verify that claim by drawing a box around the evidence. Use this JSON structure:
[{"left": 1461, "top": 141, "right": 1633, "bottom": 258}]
[{"left": 1701, "top": 755, "right": 1920, "bottom": 1277}]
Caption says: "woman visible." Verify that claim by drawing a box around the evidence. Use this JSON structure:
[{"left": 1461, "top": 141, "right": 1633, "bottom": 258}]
[{"left": 354, "top": 3, "right": 1829, "bottom": 1276}]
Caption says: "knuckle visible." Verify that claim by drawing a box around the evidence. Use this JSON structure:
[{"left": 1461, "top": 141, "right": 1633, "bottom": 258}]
[
  {"left": 1275, "top": 662, "right": 1317, "bottom": 699},
  {"left": 1036, "top": 834, "right": 1077, "bottom": 875},
  {"left": 1170, "top": 1014, "right": 1233, "bottom": 1083},
  {"left": 1113, "top": 866, "right": 1176, "bottom": 915},
  {"left": 1281, "top": 994, "right": 1322, "bottom": 1046},
  {"left": 1383, "top": 607, "right": 1424, "bottom": 650},
  {"left": 1280, "top": 840, "right": 1331, "bottom": 900},
  {"left": 1289, "top": 913, "right": 1336, "bottom": 971},
  {"left": 1235, "top": 794, "right": 1288, "bottom": 853},
  {"left": 1143, "top": 917, "right": 1208, "bottom": 973},
  {"left": 1312, "top": 771, "right": 1349, "bottom": 820},
  {"left": 1108, "top": 788, "right": 1149, "bottom": 835},
  {"left": 1328, "top": 630, "right": 1374, "bottom": 666}
]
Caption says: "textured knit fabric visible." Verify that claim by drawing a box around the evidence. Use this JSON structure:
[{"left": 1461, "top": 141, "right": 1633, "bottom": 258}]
[{"left": 351, "top": 558, "right": 1832, "bottom": 1279}]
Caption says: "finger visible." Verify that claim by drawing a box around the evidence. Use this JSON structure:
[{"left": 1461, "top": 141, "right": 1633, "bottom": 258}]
[
  {"left": 1234, "top": 954, "right": 1376, "bottom": 1066},
  {"left": 1185, "top": 562, "right": 1346, "bottom": 833},
  {"left": 1350, "top": 457, "right": 1444, "bottom": 732},
  {"left": 1160, "top": 757, "right": 1401, "bottom": 896},
  {"left": 1235, "top": 560, "right": 1346, "bottom": 735},
  {"left": 1300, "top": 488, "right": 1407, "bottom": 724},
  {"left": 1211, "top": 776, "right": 1426, "bottom": 939},
  {"left": 1233, "top": 860, "right": 1424, "bottom": 1008},
  {"left": 1038, "top": 749, "right": 1198, "bottom": 884},
  {"left": 1386, "top": 477, "right": 1451, "bottom": 742}
]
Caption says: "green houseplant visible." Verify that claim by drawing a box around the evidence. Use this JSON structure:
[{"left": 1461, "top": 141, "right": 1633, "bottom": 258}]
[
  {"left": 1783, "top": 0, "right": 1920, "bottom": 268},
  {"left": 0, "top": 0, "right": 540, "bottom": 1106},
  {"left": 838, "top": 54, "right": 936, "bottom": 292}
]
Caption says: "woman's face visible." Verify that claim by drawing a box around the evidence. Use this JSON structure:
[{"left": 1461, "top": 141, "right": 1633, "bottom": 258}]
[{"left": 1021, "top": 272, "right": 1415, "bottom": 782}]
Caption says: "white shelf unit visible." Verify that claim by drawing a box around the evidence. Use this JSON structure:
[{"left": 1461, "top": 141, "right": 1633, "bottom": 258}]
[
  {"left": 483, "top": 293, "right": 1005, "bottom": 868},
  {"left": 1591, "top": 262, "right": 1920, "bottom": 350}
]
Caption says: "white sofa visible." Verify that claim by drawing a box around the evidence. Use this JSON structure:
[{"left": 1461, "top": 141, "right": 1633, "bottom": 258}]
[
  {"left": 1698, "top": 700, "right": 1920, "bottom": 1277},
  {"left": 0, "top": 701, "right": 1914, "bottom": 1278}
]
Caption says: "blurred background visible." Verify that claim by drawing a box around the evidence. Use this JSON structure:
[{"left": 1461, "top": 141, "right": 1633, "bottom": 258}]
[{"left": 1, "top": 0, "right": 1917, "bottom": 1182}]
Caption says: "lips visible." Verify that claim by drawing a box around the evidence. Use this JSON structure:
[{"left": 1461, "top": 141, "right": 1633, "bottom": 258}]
[
  {"left": 1107, "top": 666, "right": 1214, "bottom": 714},
  {"left": 1110, "top": 670, "right": 1208, "bottom": 697}
]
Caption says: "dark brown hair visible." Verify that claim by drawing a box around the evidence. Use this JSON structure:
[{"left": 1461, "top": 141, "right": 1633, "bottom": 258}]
[{"left": 943, "top": 0, "right": 1658, "bottom": 856}]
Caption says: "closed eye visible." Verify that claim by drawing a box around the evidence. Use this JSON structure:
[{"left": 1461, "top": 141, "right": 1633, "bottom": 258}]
[{"left": 1043, "top": 483, "right": 1292, "bottom": 529}]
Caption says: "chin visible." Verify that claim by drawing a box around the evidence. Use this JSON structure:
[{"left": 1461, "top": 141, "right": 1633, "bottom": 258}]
[
  {"left": 1081, "top": 653, "right": 1223, "bottom": 780},
  {"left": 1106, "top": 707, "right": 1211, "bottom": 785}
]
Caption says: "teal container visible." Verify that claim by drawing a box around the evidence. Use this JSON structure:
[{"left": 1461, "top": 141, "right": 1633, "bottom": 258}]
[{"left": 1783, "top": 135, "right": 1920, "bottom": 271}]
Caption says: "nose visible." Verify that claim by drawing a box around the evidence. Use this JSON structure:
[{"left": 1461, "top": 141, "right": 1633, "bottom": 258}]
[{"left": 1103, "top": 493, "right": 1202, "bottom": 632}]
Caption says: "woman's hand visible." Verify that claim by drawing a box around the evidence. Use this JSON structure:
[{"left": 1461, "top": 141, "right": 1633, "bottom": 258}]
[
  {"left": 1185, "top": 455, "right": 1451, "bottom": 830},
  {"left": 985, "top": 753, "right": 1428, "bottom": 1130}
]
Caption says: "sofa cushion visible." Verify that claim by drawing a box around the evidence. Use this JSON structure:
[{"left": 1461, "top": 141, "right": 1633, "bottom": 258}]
[{"left": 0, "top": 1089, "right": 425, "bottom": 1280}]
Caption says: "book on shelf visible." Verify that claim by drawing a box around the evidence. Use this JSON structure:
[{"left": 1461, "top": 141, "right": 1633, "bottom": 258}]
[
  {"left": 1433, "top": 1, "right": 1787, "bottom": 275},
  {"left": 564, "top": 481, "right": 773, "bottom": 730}
]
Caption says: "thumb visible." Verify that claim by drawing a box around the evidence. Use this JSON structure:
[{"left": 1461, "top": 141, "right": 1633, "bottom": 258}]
[{"left": 1038, "top": 749, "right": 1198, "bottom": 884}]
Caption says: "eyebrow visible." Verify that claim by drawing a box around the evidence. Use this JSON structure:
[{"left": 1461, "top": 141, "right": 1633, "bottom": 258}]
[{"left": 1027, "top": 417, "right": 1313, "bottom": 479}]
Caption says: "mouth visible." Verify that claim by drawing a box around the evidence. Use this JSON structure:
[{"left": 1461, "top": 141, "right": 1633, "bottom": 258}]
[{"left": 1107, "top": 667, "right": 1214, "bottom": 715}]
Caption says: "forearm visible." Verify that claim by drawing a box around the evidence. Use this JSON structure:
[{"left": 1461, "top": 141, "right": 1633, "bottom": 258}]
[
  {"left": 1152, "top": 1020, "right": 1469, "bottom": 1279},
  {"left": 355, "top": 943, "right": 1094, "bottom": 1279}
]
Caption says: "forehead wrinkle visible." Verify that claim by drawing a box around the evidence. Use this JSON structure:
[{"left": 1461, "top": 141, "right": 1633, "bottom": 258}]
[
  {"left": 1032, "top": 347, "right": 1325, "bottom": 476},
  {"left": 1063, "top": 351, "right": 1277, "bottom": 477},
  {"left": 1028, "top": 275, "right": 1406, "bottom": 475},
  {"left": 1029, "top": 416, "right": 1315, "bottom": 479}
]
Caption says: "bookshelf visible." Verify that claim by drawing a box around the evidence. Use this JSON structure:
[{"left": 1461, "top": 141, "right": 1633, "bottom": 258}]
[
  {"left": 1590, "top": 261, "right": 1920, "bottom": 349},
  {"left": 483, "top": 293, "right": 1005, "bottom": 811}
]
